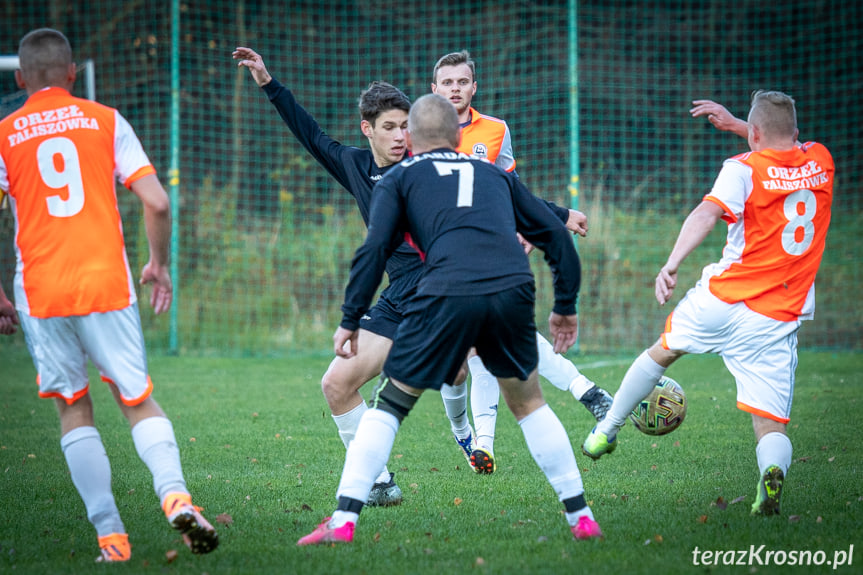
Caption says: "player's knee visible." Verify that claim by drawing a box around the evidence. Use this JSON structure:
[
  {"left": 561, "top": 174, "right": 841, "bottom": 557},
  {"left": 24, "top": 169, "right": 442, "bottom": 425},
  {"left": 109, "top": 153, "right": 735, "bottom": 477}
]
[
  {"left": 648, "top": 341, "right": 684, "bottom": 367},
  {"left": 321, "top": 368, "right": 353, "bottom": 404},
  {"left": 369, "top": 374, "right": 419, "bottom": 424},
  {"left": 452, "top": 363, "right": 468, "bottom": 386}
]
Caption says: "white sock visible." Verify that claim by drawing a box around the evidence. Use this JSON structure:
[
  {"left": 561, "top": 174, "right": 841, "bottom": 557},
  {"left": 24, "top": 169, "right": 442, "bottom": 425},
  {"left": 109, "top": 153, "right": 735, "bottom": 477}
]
[
  {"left": 536, "top": 332, "right": 593, "bottom": 399},
  {"left": 518, "top": 404, "right": 585, "bottom": 502},
  {"left": 330, "top": 510, "right": 359, "bottom": 528},
  {"left": 468, "top": 355, "right": 499, "bottom": 451},
  {"left": 333, "top": 402, "right": 391, "bottom": 484},
  {"left": 61, "top": 426, "right": 125, "bottom": 536},
  {"left": 597, "top": 350, "right": 665, "bottom": 437},
  {"left": 756, "top": 432, "right": 792, "bottom": 476},
  {"left": 337, "top": 408, "right": 400, "bottom": 506},
  {"left": 440, "top": 382, "right": 471, "bottom": 439},
  {"left": 565, "top": 506, "right": 595, "bottom": 526},
  {"left": 131, "top": 416, "right": 188, "bottom": 504}
]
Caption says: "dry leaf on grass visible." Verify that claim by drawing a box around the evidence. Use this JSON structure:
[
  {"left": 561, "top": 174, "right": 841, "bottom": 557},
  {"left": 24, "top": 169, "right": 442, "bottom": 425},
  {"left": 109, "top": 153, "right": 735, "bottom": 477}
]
[{"left": 216, "top": 513, "right": 233, "bottom": 525}]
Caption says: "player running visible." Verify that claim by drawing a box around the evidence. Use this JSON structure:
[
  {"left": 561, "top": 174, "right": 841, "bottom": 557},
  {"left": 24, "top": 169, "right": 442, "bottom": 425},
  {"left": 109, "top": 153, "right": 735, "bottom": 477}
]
[{"left": 0, "top": 28, "right": 218, "bottom": 562}]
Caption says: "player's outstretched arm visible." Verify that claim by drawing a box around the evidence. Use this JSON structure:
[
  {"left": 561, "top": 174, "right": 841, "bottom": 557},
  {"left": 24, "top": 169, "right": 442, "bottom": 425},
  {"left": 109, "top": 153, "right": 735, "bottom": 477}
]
[
  {"left": 233, "top": 46, "right": 273, "bottom": 87},
  {"left": 690, "top": 100, "right": 749, "bottom": 140},
  {"left": 130, "top": 174, "right": 173, "bottom": 315},
  {"left": 656, "top": 200, "right": 724, "bottom": 305}
]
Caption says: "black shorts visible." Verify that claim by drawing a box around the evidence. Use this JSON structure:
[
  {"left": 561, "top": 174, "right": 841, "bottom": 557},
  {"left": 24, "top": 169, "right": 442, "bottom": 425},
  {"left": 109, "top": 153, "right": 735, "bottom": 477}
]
[
  {"left": 358, "top": 266, "right": 423, "bottom": 340},
  {"left": 383, "top": 282, "right": 538, "bottom": 390}
]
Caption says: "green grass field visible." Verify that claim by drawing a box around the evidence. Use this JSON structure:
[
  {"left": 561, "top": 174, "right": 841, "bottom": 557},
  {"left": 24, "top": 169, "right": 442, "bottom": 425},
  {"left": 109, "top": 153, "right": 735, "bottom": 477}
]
[{"left": 1, "top": 349, "right": 860, "bottom": 574}]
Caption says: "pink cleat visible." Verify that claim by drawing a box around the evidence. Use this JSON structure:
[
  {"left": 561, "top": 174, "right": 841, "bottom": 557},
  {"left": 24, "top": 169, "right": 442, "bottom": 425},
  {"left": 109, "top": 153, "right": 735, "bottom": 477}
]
[
  {"left": 297, "top": 517, "right": 355, "bottom": 546},
  {"left": 571, "top": 515, "right": 603, "bottom": 540}
]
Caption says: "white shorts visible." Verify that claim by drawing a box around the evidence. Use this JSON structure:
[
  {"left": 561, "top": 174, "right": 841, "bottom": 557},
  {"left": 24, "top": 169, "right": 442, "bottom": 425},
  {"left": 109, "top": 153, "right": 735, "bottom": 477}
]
[
  {"left": 661, "top": 279, "right": 800, "bottom": 423},
  {"left": 20, "top": 304, "right": 153, "bottom": 406}
]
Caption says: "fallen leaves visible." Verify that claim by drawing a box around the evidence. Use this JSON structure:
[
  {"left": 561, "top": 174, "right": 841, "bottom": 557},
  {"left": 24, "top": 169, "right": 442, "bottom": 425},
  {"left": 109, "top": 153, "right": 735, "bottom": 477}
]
[{"left": 216, "top": 513, "right": 233, "bottom": 525}]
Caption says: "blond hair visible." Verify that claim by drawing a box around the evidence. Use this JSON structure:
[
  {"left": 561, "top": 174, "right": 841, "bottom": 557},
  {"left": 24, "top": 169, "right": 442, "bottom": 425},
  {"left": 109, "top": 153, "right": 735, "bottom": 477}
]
[{"left": 748, "top": 90, "right": 797, "bottom": 140}]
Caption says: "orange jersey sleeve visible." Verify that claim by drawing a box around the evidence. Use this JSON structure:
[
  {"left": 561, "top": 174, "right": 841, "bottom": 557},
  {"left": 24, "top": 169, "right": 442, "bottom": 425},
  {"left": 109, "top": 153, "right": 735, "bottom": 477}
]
[
  {"left": 0, "top": 87, "right": 155, "bottom": 317},
  {"left": 704, "top": 143, "right": 834, "bottom": 321}
]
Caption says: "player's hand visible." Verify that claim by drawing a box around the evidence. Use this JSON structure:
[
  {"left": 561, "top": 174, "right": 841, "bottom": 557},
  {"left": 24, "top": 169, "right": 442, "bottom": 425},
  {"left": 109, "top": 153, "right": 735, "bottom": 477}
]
[
  {"left": 690, "top": 100, "right": 738, "bottom": 132},
  {"left": 516, "top": 232, "right": 535, "bottom": 255},
  {"left": 655, "top": 265, "right": 678, "bottom": 305},
  {"left": 0, "top": 297, "right": 19, "bottom": 335},
  {"left": 334, "top": 326, "right": 358, "bottom": 358},
  {"left": 549, "top": 312, "right": 578, "bottom": 354},
  {"left": 232, "top": 46, "right": 273, "bottom": 87},
  {"left": 140, "top": 261, "right": 173, "bottom": 315},
  {"left": 565, "top": 209, "right": 588, "bottom": 237}
]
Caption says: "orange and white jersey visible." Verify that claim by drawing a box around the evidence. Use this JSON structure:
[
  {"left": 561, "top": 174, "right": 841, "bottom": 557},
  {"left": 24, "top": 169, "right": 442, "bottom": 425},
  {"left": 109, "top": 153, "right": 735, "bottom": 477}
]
[
  {"left": 702, "top": 142, "right": 834, "bottom": 322},
  {"left": 0, "top": 87, "right": 156, "bottom": 318},
  {"left": 457, "top": 107, "right": 516, "bottom": 172}
]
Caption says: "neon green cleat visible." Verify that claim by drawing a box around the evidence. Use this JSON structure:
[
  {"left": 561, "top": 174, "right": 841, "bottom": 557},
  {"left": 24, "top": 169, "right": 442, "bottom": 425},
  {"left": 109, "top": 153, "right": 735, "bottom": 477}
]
[
  {"left": 581, "top": 427, "right": 617, "bottom": 460},
  {"left": 470, "top": 447, "right": 496, "bottom": 474},
  {"left": 751, "top": 465, "right": 784, "bottom": 516}
]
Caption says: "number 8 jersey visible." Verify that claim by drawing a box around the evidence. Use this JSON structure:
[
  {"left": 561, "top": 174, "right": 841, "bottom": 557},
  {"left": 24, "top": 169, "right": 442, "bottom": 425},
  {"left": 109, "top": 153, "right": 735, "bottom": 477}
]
[
  {"left": 702, "top": 141, "right": 834, "bottom": 322},
  {"left": 0, "top": 87, "right": 156, "bottom": 318}
]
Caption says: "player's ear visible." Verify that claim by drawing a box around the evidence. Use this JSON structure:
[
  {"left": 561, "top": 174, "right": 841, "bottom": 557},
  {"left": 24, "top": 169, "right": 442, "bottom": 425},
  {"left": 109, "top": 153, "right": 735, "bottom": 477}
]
[
  {"left": 405, "top": 130, "right": 413, "bottom": 153},
  {"left": 360, "top": 119, "right": 373, "bottom": 139},
  {"left": 430, "top": 83, "right": 438, "bottom": 94},
  {"left": 14, "top": 69, "right": 25, "bottom": 90}
]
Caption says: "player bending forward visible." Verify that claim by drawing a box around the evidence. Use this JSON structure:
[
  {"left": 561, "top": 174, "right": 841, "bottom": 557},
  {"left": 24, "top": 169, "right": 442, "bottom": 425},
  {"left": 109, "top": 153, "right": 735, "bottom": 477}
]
[{"left": 298, "top": 94, "right": 602, "bottom": 545}]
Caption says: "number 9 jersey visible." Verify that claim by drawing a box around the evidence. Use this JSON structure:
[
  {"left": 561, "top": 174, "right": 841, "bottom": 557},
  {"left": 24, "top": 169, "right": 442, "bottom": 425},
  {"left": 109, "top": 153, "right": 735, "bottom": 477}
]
[
  {"left": 0, "top": 87, "right": 155, "bottom": 318},
  {"left": 702, "top": 141, "right": 834, "bottom": 322}
]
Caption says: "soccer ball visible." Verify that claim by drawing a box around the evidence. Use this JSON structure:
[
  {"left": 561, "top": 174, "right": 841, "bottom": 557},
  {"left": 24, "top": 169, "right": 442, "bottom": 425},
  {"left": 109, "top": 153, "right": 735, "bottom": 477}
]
[{"left": 628, "top": 376, "right": 687, "bottom": 436}]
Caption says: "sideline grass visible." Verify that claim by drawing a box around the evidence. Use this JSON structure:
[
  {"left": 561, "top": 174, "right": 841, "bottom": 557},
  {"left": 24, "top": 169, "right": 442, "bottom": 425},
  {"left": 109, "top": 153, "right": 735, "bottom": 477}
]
[{"left": 1, "top": 350, "right": 860, "bottom": 574}]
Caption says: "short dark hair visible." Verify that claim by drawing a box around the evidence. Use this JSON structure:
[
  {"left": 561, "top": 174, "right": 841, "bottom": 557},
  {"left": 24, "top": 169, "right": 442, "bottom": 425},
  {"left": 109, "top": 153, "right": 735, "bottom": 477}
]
[
  {"left": 18, "top": 28, "right": 73, "bottom": 87},
  {"left": 358, "top": 81, "right": 410, "bottom": 126},
  {"left": 432, "top": 50, "right": 475, "bottom": 84}
]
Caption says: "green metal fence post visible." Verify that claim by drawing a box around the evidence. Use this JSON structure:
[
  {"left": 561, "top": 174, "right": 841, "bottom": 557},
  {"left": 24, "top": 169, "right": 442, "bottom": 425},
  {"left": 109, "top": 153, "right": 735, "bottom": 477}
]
[
  {"left": 568, "top": 0, "right": 580, "bottom": 352},
  {"left": 168, "top": 0, "right": 180, "bottom": 354}
]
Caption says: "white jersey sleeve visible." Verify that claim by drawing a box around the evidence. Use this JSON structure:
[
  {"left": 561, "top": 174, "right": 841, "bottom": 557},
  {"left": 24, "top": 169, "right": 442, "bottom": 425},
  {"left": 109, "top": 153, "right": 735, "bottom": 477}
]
[
  {"left": 113, "top": 110, "right": 154, "bottom": 187},
  {"left": 495, "top": 123, "right": 516, "bottom": 172},
  {"left": 706, "top": 158, "right": 752, "bottom": 220}
]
